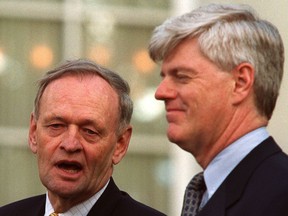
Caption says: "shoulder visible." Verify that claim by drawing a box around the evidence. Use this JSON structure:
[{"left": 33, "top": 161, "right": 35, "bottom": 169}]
[
  {"left": 207, "top": 138, "right": 288, "bottom": 215},
  {"left": 115, "top": 190, "right": 166, "bottom": 216},
  {"left": 233, "top": 138, "right": 288, "bottom": 214},
  {"left": 227, "top": 150, "right": 288, "bottom": 215},
  {"left": 250, "top": 147, "right": 288, "bottom": 187},
  {"left": 251, "top": 137, "right": 288, "bottom": 179},
  {"left": 238, "top": 137, "right": 288, "bottom": 176},
  {"left": 237, "top": 137, "right": 288, "bottom": 188},
  {"left": 93, "top": 178, "right": 166, "bottom": 216},
  {"left": 0, "top": 195, "right": 45, "bottom": 215}
]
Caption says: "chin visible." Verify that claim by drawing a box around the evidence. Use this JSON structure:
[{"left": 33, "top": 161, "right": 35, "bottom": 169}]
[
  {"left": 168, "top": 134, "right": 183, "bottom": 146},
  {"left": 51, "top": 187, "right": 84, "bottom": 199},
  {"left": 45, "top": 180, "right": 81, "bottom": 196},
  {"left": 167, "top": 128, "right": 181, "bottom": 142},
  {"left": 168, "top": 134, "right": 191, "bottom": 151}
]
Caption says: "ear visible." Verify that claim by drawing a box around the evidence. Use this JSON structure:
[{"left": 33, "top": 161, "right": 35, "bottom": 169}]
[
  {"left": 231, "top": 63, "right": 255, "bottom": 105},
  {"left": 28, "top": 113, "right": 38, "bottom": 154},
  {"left": 112, "top": 126, "right": 132, "bottom": 165}
]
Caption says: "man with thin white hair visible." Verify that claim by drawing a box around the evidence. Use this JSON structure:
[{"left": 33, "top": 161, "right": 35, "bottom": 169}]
[
  {"left": 0, "top": 59, "right": 166, "bottom": 216},
  {"left": 149, "top": 3, "right": 288, "bottom": 216}
]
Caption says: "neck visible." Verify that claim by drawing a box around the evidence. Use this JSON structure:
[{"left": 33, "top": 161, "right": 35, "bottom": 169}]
[
  {"left": 196, "top": 109, "right": 268, "bottom": 169},
  {"left": 48, "top": 193, "right": 89, "bottom": 213},
  {"left": 47, "top": 179, "right": 109, "bottom": 213}
]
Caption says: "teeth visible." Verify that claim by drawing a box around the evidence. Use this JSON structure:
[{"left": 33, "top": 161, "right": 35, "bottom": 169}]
[
  {"left": 65, "top": 169, "right": 79, "bottom": 173},
  {"left": 58, "top": 163, "right": 81, "bottom": 173}
]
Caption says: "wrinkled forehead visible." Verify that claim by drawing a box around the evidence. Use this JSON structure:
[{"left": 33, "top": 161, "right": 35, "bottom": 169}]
[{"left": 40, "top": 74, "right": 119, "bottom": 111}]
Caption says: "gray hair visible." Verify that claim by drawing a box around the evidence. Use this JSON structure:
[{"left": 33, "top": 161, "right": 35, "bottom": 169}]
[
  {"left": 33, "top": 59, "right": 133, "bottom": 132},
  {"left": 149, "top": 3, "right": 284, "bottom": 119}
]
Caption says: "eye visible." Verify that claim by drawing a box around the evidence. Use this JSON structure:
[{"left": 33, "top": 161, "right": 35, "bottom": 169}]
[
  {"left": 175, "top": 73, "right": 191, "bottom": 83},
  {"left": 82, "top": 128, "right": 101, "bottom": 143},
  {"left": 83, "top": 128, "right": 98, "bottom": 135},
  {"left": 49, "top": 123, "right": 64, "bottom": 129},
  {"left": 44, "top": 123, "right": 66, "bottom": 137},
  {"left": 176, "top": 71, "right": 190, "bottom": 79}
]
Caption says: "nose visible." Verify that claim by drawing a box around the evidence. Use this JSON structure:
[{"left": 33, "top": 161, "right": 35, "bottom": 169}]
[
  {"left": 60, "top": 126, "right": 83, "bottom": 153},
  {"left": 155, "top": 79, "right": 177, "bottom": 100}
]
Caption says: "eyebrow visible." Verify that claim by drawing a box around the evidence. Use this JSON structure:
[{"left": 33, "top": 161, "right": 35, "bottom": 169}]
[
  {"left": 161, "top": 66, "right": 198, "bottom": 76},
  {"left": 43, "top": 115, "right": 65, "bottom": 122}
]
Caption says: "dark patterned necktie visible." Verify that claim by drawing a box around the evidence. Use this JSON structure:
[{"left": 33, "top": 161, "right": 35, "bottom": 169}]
[{"left": 181, "top": 172, "right": 206, "bottom": 216}]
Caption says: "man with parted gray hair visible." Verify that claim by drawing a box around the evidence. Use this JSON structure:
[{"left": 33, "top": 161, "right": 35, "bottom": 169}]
[{"left": 149, "top": 3, "right": 288, "bottom": 216}]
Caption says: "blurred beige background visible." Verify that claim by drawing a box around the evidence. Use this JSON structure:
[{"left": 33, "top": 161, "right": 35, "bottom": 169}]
[{"left": 0, "top": 1, "right": 287, "bottom": 215}]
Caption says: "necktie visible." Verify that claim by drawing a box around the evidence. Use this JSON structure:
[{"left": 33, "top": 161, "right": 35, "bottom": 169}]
[
  {"left": 181, "top": 172, "right": 206, "bottom": 216},
  {"left": 49, "top": 213, "right": 59, "bottom": 216}
]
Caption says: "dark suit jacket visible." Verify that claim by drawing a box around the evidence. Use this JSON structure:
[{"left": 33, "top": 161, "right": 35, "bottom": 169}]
[
  {"left": 0, "top": 178, "right": 166, "bottom": 216},
  {"left": 198, "top": 137, "right": 288, "bottom": 216}
]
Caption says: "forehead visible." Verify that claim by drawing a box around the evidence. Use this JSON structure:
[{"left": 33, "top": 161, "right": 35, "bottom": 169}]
[
  {"left": 165, "top": 38, "right": 200, "bottom": 59},
  {"left": 46, "top": 73, "right": 114, "bottom": 94},
  {"left": 40, "top": 74, "right": 119, "bottom": 113},
  {"left": 162, "top": 38, "right": 207, "bottom": 71}
]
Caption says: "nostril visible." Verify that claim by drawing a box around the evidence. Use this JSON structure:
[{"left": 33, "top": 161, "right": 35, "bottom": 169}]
[
  {"left": 155, "top": 87, "right": 177, "bottom": 100},
  {"left": 59, "top": 140, "right": 83, "bottom": 152},
  {"left": 155, "top": 87, "right": 165, "bottom": 100}
]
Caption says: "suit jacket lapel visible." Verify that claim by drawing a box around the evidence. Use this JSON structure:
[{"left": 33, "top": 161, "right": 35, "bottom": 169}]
[
  {"left": 87, "top": 178, "right": 121, "bottom": 216},
  {"left": 36, "top": 197, "right": 46, "bottom": 216},
  {"left": 198, "top": 137, "right": 281, "bottom": 216},
  {"left": 198, "top": 187, "right": 226, "bottom": 216},
  {"left": 21, "top": 194, "right": 46, "bottom": 216}
]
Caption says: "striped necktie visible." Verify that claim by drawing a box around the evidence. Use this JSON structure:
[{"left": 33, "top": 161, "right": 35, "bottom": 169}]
[{"left": 49, "top": 213, "right": 59, "bottom": 216}]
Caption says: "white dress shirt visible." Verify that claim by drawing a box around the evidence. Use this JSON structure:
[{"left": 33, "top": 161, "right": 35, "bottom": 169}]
[
  {"left": 200, "top": 127, "right": 269, "bottom": 209},
  {"left": 44, "top": 180, "right": 109, "bottom": 216}
]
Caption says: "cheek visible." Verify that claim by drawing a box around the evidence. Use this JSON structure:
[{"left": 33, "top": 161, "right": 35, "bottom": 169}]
[
  {"left": 36, "top": 144, "right": 52, "bottom": 167},
  {"left": 86, "top": 144, "right": 115, "bottom": 169},
  {"left": 36, "top": 148, "right": 52, "bottom": 181},
  {"left": 36, "top": 135, "right": 58, "bottom": 165}
]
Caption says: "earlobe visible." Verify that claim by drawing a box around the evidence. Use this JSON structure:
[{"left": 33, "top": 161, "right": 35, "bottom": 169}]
[
  {"left": 28, "top": 113, "right": 38, "bottom": 154},
  {"left": 112, "top": 126, "right": 132, "bottom": 165},
  {"left": 232, "top": 63, "right": 255, "bottom": 104}
]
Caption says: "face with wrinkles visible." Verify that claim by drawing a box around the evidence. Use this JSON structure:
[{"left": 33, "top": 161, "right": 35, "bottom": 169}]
[
  {"left": 29, "top": 75, "right": 131, "bottom": 207},
  {"left": 155, "top": 38, "right": 234, "bottom": 155}
]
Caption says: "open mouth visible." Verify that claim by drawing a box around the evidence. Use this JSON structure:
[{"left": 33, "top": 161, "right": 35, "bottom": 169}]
[{"left": 56, "top": 161, "right": 83, "bottom": 174}]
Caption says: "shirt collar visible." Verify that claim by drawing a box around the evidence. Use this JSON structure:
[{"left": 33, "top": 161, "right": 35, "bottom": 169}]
[
  {"left": 203, "top": 127, "right": 269, "bottom": 200},
  {"left": 44, "top": 179, "right": 110, "bottom": 216}
]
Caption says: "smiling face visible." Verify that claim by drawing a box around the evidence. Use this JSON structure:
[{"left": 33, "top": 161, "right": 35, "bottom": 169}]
[
  {"left": 29, "top": 74, "right": 131, "bottom": 209},
  {"left": 155, "top": 38, "right": 235, "bottom": 157}
]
